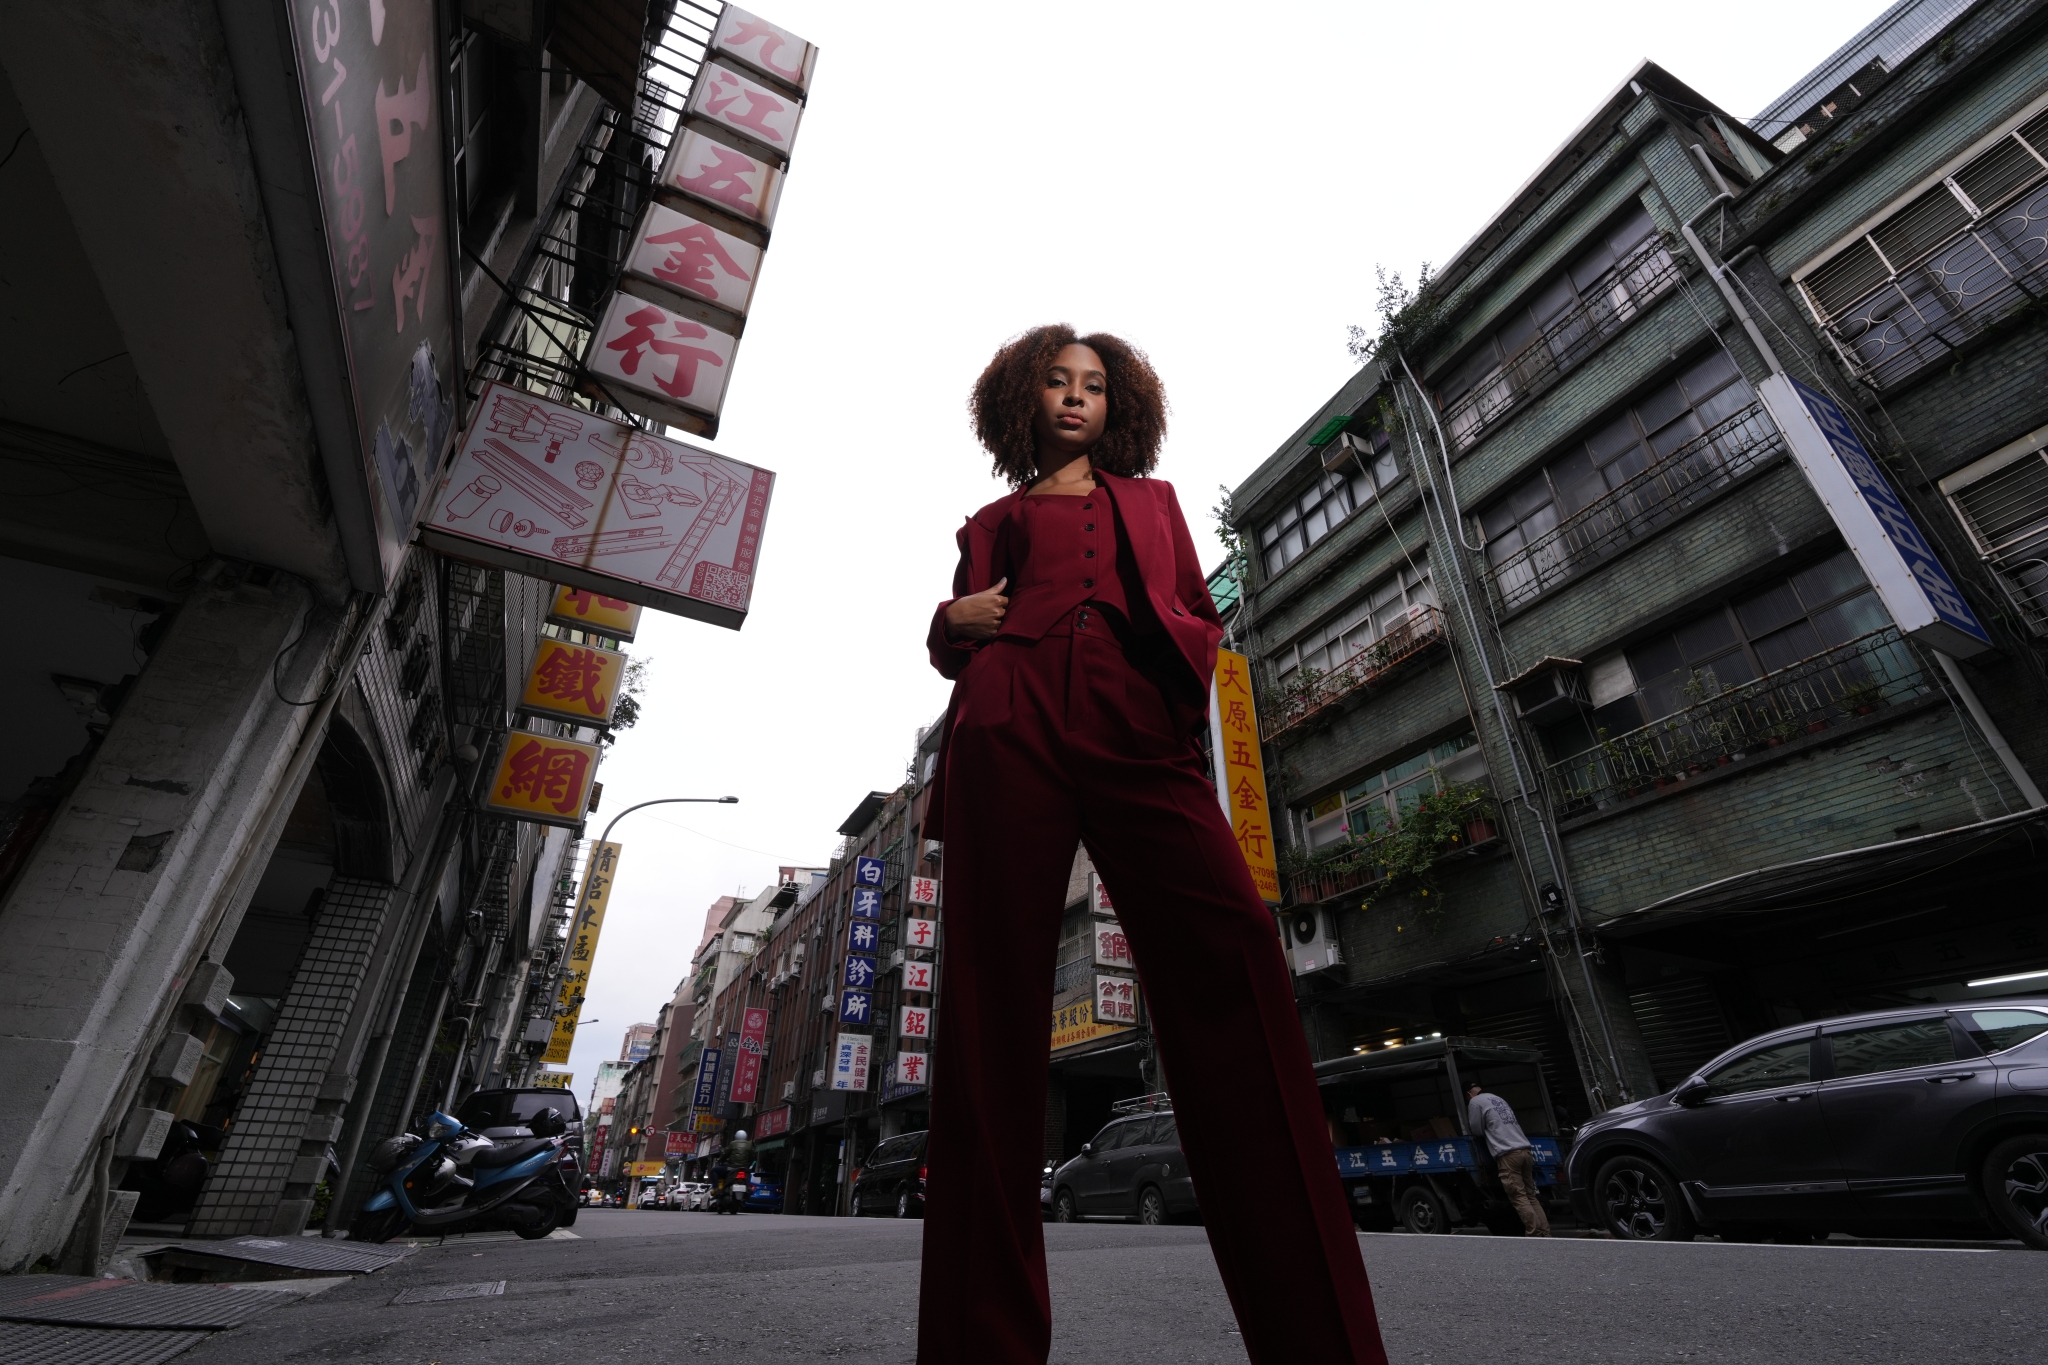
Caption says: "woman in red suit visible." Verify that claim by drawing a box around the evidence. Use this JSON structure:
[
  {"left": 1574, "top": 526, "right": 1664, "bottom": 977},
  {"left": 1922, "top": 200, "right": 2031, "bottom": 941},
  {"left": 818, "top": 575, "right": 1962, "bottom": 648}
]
[{"left": 918, "top": 324, "right": 1388, "bottom": 1365}]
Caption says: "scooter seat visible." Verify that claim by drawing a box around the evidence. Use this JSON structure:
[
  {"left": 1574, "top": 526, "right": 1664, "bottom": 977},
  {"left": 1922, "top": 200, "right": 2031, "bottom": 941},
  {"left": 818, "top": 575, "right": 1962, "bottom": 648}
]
[{"left": 473, "top": 1137, "right": 552, "bottom": 1168}]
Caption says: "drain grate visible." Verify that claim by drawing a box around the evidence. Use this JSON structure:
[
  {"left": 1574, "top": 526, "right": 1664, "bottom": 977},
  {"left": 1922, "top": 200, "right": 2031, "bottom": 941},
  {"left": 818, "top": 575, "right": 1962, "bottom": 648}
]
[
  {"left": 158, "top": 1236, "right": 412, "bottom": 1277},
  {"left": 0, "top": 1322, "right": 213, "bottom": 1365},
  {"left": 391, "top": 1280, "right": 507, "bottom": 1304},
  {"left": 0, "top": 1279, "right": 281, "bottom": 1330}
]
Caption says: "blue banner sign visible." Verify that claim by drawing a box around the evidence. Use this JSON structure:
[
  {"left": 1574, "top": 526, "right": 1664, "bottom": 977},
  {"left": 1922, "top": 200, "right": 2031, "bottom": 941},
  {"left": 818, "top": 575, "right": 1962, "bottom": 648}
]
[
  {"left": 851, "top": 887, "right": 881, "bottom": 919},
  {"left": 854, "top": 856, "right": 885, "bottom": 886},
  {"left": 1334, "top": 1134, "right": 1563, "bottom": 1178},
  {"left": 691, "top": 1047, "right": 723, "bottom": 1110},
  {"left": 847, "top": 920, "right": 880, "bottom": 956},
  {"left": 843, "top": 956, "right": 877, "bottom": 990},
  {"left": 838, "top": 990, "right": 873, "bottom": 1024},
  {"left": 1760, "top": 373, "right": 1992, "bottom": 657}
]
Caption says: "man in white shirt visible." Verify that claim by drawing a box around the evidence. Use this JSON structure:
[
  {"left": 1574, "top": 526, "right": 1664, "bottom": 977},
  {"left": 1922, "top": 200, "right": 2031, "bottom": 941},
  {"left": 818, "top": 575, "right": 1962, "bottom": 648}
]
[{"left": 1466, "top": 1082, "right": 1551, "bottom": 1236}]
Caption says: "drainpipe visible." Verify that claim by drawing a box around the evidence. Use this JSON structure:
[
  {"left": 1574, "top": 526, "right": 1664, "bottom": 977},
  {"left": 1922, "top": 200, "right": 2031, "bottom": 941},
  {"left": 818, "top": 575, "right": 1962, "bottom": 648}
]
[{"left": 1677, "top": 146, "right": 2043, "bottom": 810}]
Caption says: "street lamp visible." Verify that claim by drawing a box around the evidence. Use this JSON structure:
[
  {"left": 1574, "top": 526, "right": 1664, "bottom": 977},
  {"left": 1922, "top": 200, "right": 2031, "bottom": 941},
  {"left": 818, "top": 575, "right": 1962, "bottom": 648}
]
[{"left": 600, "top": 795, "right": 738, "bottom": 844}]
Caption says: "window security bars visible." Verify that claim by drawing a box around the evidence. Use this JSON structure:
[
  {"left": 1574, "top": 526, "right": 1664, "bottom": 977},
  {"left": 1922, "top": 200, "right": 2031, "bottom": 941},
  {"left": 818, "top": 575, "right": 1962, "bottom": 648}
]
[
  {"left": 470, "top": 3, "right": 721, "bottom": 408},
  {"left": 1945, "top": 445, "right": 2048, "bottom": 637},
  {"left": 1479, "top": 401, "right": 1787, "bottom": 612},
  {"left": 1543, "top": 626, "right": 1928, "bottom": 816},
  {"left": 1261, "top": 605, "right": 1447, "bottom": 742},
  {"left": 1800, "top": 107, "right": 2048, "bottom": 389},
  {"left": 1443, "top": 235, "right": 1684, "bottom": 451}
]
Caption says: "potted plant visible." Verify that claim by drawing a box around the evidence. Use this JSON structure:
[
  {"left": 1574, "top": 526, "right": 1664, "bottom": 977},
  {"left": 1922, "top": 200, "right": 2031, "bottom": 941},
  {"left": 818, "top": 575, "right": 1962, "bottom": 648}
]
[
  {"left": 1839, "top": 679, "right": 1886, "bottom": 716},
  {"left": 1764, "top": 714, "right": 1799, "bottom": 747}
]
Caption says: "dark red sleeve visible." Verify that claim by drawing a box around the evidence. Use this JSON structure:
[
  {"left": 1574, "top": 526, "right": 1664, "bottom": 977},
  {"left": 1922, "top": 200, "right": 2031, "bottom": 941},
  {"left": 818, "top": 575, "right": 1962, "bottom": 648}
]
[
  {"left": 1163, "top": 482, "right": 1226, "bottom": 639},
  {"left": 926, "top": 522, "right": 982, "bottom": 679}
]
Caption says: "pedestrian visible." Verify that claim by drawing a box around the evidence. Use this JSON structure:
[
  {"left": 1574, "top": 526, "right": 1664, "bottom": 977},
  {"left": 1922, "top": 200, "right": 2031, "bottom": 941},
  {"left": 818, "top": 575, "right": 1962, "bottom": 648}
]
[
  {"left": 1466, "top": 1082, "right": 1551, "bottom": 1237},
  {"left": 917, "top": 325, "right": 1389, "bottom": 1365}
]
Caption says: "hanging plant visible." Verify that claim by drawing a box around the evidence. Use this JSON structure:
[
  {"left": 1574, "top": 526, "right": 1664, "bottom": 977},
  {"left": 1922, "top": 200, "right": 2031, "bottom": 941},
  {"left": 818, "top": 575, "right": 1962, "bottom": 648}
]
[{"left": 1360, "top": 783, "right": 1496, "bottom": 916}]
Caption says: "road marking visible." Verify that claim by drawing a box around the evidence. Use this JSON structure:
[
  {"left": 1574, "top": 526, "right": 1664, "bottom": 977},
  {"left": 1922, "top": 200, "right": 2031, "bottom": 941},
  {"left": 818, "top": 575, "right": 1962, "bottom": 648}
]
[
  {"left": 547, "top": 1229, "right": 582, "bottom": 1239},
  {"left": 1357, "top": 1233, "right": 2000, "bottom": 1254}
]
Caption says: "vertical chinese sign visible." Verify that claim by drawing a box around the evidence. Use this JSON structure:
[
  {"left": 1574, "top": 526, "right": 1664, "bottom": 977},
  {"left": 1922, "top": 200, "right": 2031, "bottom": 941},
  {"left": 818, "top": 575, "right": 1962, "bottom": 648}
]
[
  {"left": 547, "top": 584, "right": 643, "bottom": 641},
  {"left": 285, "top": 0, "right": 459, "bottom": 584},
  {"left": 590, "top": 7, "right": 820, "bottom": 436},
  {"left": 518, "top": 636, "right": 627, "bottom": 727},
  {"left": 485, "top": 731, "right": 602, "bottom": 827},
  {"left": 730, "top": 1006, "right": 769, "bottom": 1104},
  {"left": 542, "top": 842, "right": 622, "bottom": 1064},
  {"left": 1208, "top": 648, "right": 1281, "bottom": 903}
]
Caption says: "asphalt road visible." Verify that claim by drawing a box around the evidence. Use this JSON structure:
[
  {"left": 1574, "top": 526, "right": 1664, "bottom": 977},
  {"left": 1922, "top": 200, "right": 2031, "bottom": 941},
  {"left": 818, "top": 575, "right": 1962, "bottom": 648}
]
[{"left": 179, "top": 1211, "right": 2043, "bottom": 1364}]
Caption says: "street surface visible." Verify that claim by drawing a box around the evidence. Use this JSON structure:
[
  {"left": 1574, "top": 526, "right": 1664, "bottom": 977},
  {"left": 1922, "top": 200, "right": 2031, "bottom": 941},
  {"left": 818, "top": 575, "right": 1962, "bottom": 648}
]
[{"left": 182, "top": 1211, "right": 2041, "bottom": 1364}]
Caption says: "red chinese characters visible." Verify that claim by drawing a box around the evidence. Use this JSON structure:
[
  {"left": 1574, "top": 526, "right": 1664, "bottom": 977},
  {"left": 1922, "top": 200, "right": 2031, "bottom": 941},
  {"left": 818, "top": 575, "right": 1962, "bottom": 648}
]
[
  {"left": 659, "top": 129, "right": 784, "bottom": 229},
  {"left": 623, "top": 202, "right": 762, "bottom": 318},
  {"left": 712, "top": 7, "right": 816, "bottom": 92},
  {"left": 533, "top": 646, "right": 613, "bottom": 711},
  {"left": 496, "top": 737, "right": 593, "bottom": 816},
  {"left": 688, "top": 63, "right": 803, "bottom": 156},
  {"left": 588, "top": 294, "right": 738, "bottom": 416}
]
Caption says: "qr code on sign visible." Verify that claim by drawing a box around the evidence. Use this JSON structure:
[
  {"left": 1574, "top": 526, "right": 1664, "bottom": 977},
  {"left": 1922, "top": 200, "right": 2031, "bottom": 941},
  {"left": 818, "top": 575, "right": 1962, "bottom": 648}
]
[{"left": 689, "top": 561, "right": 753, "bottom": 609}]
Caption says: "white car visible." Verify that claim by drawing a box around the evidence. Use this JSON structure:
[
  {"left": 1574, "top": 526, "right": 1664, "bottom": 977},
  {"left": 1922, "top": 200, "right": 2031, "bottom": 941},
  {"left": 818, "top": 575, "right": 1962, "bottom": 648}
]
[{"left": 684, "top": 1181, "right": 713, "bottom": 1210}]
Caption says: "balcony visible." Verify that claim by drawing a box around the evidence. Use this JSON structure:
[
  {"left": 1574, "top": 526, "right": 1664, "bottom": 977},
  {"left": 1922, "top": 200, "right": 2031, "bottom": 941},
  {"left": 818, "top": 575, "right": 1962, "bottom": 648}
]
[
  {"left": 1543, "top": 627, "right": 1931, "bottom": 817},
  {"left": 1442, "top": 236, "right": 1684, "bottom": 452},
  {"left": 1261, "top": 606, "right": 1448, "bottom": 743},
  {"left": 1809, "top": 125, "right": 2048, "bottom": 390},
  {"left": 1479, "top": 401, "right": 1787, "bottom": 613}
]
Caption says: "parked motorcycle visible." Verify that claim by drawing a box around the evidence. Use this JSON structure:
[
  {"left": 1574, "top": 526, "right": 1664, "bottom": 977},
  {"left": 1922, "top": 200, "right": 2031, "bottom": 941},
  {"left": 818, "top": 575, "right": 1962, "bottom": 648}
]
[{"left": 351, "top": 1106, "right": 575, "bottom": 1243}]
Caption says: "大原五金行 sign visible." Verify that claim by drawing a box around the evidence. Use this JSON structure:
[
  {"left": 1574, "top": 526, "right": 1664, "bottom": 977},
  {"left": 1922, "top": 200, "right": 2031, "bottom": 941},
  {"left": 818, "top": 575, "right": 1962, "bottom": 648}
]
[{"left": 1209, "top": 648, "right": 1281, "bottom": 903}]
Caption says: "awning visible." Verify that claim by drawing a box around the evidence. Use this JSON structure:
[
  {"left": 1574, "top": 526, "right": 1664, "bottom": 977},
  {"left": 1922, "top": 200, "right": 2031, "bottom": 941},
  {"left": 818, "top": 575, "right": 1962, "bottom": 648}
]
[{"left": 1596, "top": 808, "right": 2048, "bottom": 961}]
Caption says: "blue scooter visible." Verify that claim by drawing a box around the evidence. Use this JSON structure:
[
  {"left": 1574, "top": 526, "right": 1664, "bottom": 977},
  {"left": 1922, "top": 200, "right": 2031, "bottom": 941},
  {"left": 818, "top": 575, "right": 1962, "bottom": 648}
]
[{"left": 352, "top": 1106, "right": 575, "bottom": 1243}]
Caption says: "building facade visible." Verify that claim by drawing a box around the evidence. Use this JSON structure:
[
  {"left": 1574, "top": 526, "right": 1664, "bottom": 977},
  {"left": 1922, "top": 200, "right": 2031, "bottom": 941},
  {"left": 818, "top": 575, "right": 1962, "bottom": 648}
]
[
  {"left": 0, "top": 0, "right": 736, "bottom": 1268},
  {"left": 1224, "top": 0, "right": 2048, "bottom": 1121}
]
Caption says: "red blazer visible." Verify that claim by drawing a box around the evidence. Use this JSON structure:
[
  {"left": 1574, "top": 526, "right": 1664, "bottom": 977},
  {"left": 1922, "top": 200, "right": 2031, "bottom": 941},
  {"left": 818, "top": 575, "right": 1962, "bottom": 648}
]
[{"left": 923, "top": 472, "right": 1225, "bottom": 838}]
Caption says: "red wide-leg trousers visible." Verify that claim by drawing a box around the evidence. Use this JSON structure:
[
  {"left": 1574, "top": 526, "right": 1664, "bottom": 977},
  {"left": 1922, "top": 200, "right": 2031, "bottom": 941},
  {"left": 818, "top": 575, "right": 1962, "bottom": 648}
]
[{"left": 917, "top": 610, "right": 1388, "bottom": 1365}]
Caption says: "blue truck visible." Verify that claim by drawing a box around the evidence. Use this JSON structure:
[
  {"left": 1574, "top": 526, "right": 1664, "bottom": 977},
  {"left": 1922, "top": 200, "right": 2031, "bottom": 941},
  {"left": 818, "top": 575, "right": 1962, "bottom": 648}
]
[{"left": 1317, "top": 1036, "right": 1570, "bottom": 1234}]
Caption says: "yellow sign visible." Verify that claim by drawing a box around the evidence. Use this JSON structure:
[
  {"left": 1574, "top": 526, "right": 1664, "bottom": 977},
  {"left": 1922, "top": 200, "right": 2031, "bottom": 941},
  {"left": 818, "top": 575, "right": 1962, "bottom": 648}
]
[
  {"left": 533, "top": 1072, "right": 573, "bottom": 1090},
  {"left": 519, "top": 636, "right": 628, "bottom": 726},
  {"left": 692, "top": 1113, "right": 724, "bottom": 1134},
  {"left": 547, "top": 585, "right": 644, "bottom": 641},
  {"left": 1051, "top": 997, "right": 1129, "bottom": 1052},
  {"left": 485, "top": 732, "right": 602, "bottom": 829},
  {"left": 542, "top": 841, "right": 622, "bottom": 1064},
  {"left": 1210, "top": 648, "right": 1281, "bottom": 903},
  {"left": 629, "top": 1160, "right": 665, "bottom": 1177}
]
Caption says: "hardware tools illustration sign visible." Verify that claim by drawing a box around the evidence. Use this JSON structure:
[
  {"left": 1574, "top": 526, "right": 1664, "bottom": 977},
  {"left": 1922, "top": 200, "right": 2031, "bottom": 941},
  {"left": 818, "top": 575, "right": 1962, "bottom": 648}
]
[{"left": 423, "top": 382, "right": 775, "bottom": 629}]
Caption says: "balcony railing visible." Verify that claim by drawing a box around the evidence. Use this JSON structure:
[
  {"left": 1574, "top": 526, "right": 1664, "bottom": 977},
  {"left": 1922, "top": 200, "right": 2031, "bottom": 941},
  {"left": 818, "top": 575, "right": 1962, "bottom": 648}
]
[
  {"left": 1816, "top": 176, "right": 2048, "bottom": 389},
  {"left": 1479, "top": 401, "right": 1787, "bottom": 613},
  {"left": 1261, "top": 605, "right": 1447, "bottom": 742},
  {"left": 1443, "top": 236, "right": 1684, "bottom": 452},
  {"left": 1543, "top": 627, "right": 1930, "bottom": 816}
]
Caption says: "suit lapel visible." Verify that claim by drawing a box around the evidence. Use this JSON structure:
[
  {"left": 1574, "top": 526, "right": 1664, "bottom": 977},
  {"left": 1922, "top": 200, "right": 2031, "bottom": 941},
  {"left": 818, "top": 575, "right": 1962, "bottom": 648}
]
[{"left": 1097, "top": 472, "right": 1169, "bottom": 591}]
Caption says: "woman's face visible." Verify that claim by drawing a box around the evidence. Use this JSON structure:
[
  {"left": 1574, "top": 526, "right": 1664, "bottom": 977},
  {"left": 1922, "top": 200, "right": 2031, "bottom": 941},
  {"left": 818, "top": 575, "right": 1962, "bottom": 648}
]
[{"left": 1032, "top": 343, "right": 1108, "bottom": 466}]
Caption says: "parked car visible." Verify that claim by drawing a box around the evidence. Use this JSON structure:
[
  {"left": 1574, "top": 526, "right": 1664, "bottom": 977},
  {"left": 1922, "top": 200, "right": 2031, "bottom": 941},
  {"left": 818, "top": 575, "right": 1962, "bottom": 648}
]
[
  {"left": 1317, "top": 1038, "right": 1567, "bottom": 1236},
  {"left": 688, "top": 1181, "right": 714, "bottom": 1211},
  {"left": 745, "top": 1177, "right": 784, "bottom": 1213},
  {"left": 1049, "top": 1104, "right": 1195, "bottom": 1225},
  {"left": 851, "top": 1130, "right": 928, "bottom": 1218},
  {"left": 1566, "top": 1000, "right": 2048, "bottom": 1246},
  {"left": 670, "top": 1181, "right": 707, "bottom": 1210}
]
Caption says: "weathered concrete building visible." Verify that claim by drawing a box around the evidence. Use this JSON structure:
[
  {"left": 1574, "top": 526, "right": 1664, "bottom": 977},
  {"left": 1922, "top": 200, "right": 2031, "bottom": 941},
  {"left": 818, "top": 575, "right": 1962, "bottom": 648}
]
[{"left": 1225, "top": 0, "right": 2048, "bottom": 1121}]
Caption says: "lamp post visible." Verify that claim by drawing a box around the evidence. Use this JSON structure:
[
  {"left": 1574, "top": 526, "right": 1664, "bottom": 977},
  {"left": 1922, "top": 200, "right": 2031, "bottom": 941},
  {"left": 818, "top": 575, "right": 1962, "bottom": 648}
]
[{"left": 600, "top": 795, "right": 738, "bottom": 844}]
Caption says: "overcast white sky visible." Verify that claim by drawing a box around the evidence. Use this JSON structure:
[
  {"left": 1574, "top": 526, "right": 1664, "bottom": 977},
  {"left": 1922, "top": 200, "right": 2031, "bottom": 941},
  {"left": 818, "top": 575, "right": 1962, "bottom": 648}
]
[{"left": 559, "top": 0, "right": 1895, "bottom": 1085}]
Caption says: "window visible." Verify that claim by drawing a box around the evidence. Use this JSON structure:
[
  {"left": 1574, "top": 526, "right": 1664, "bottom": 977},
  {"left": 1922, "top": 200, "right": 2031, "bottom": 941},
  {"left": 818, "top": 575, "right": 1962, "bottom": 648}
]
[
  {"left": 1258, "top": 425, "right": 1402, "bottom": 578},
  {"left": 1828, "top": 1019, "right": 1956, "bottom": 1078},
  {"left": 1701, "top": 1037, "right": 1811, "bottom": 1097},
  {"left": 1438, "top": 204, "right": 1678, "bottom": 449},
  {"left": 1301, "top": 734, "right": 1484, "bottom": 850},
  {"left": 1094, "top": 1120, "right": 1145, "bottom": 1151},
  {"left": 1273, "top": 560, "right": 1435, "bottom": 685},
  {"left": 1477, "top": 349, "right": 1761, "bottom": 599},
  {"left": 1942, "top": 438, "right": 2048, "bottom": 638},
  {"left": 1965, "top": 1009, "right": 2048, "bottom": 1053},
  {"left": 1582, "top": 549, "right": 1892, "bottom": 740},
  {"left": 1797, "top": 101, "right": 2048, "bottom": 388}
]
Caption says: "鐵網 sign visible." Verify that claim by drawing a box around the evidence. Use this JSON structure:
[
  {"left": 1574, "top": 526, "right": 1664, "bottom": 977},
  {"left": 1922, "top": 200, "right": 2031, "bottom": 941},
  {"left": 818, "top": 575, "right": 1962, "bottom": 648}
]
[
  {"left": 542, "top": 842, "right": 621, "bottom": 1063},
  {"left": 518, "top": 637, "right": 627, "bottom": 727},
  {"left": 423, "top": 382, "right": 775, "bottom": 630},
  {"left": 1209, "top": 648, "right": 1281, "bottom": 902},
  {"left": 1092, "top": 924, "right": 1132, "bottom": 969},
  {"left": 1758, "top": 373, "right": 1992, "bottom": 657},
  {"left": 547, "top": 585, "right": 642, "bottom": 641},
  {"left": 486, "top": 733, "right": 602, "bottom": 829}
]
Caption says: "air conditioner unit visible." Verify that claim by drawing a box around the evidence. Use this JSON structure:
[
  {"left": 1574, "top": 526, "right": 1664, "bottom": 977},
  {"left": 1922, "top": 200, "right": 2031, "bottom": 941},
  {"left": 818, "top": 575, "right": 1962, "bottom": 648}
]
[
  {"left": 1284, "top": 906, "right": 1345, "bottom": 976},
  {"left": 819, "top": 994, "right": 833, "bottom": 1012},
  {"left": 782, "top": 1080, "right": 797, "bottom": 1100},
  {"left": 811, "top": 1069, "right": 827, "bottom": 1088}
]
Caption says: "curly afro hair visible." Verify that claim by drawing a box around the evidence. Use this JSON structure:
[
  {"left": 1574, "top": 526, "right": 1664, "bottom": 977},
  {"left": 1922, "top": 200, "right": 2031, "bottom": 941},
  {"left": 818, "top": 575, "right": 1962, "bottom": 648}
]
[{"left": 969, "top": 324, "right": 1168, "bottom": 487}]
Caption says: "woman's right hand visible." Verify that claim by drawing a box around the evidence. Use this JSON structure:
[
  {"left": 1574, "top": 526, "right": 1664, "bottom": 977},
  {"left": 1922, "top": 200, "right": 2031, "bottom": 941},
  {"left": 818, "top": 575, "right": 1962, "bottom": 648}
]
[{"left": 943, "top": 577, "right": 1009, "bottom": 642}]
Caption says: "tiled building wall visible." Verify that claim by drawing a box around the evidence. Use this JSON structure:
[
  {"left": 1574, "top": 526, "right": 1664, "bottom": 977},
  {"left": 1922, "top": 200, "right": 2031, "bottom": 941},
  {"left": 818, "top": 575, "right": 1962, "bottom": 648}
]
[{"left": 187, "top": 877, "right": 396, "bottom": 1235}]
